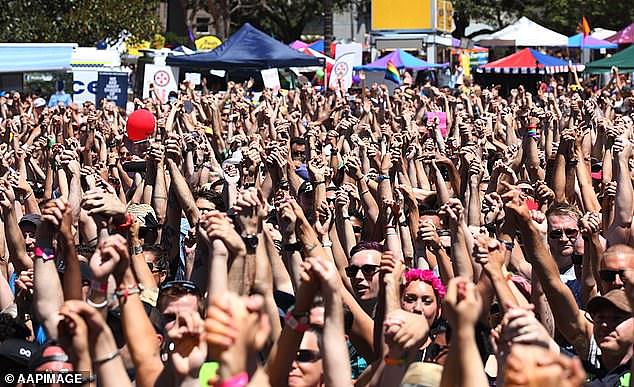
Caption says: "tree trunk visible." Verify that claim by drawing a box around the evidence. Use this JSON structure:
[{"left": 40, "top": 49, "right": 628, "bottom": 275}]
[
  {"left": 452, "top": 11, "right": 468, "bottom": 39},
  {"left": 323, "top": 0, "right": 333, "bottom": 56}
]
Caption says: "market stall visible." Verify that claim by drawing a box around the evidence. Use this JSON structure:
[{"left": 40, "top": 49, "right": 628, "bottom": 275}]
[
  {"left": 166, "top": 23, "right": 323, "bottom": 69},
  {"left": 585, "top": 45, "right": 634, "bottom": 73},
  {"left": 475, "top": 17, "right": 568, "bottom": 47},
  {"left": 475, "top": 48, "right": 583, "bottom": 94}
]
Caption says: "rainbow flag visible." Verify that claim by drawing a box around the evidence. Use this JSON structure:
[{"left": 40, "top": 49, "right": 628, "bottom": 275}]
[
  {"left": 578, "top": 16, "right": 590, "bottom": 37},
  {"left": 384, "top": 60, "right": 401, "bottom": 84}
]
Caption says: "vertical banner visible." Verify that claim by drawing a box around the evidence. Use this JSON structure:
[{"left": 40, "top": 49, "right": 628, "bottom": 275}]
[
  {"left": 95, "top": 72, "right": 128, "bottom": 108},
  {"left": 460, "top": 52, "right": 471, "bottom": 77},
  {"left": 426, "top": 111, "right": 448, "bottom": 137},
  {"left": 143, "top": 64, "right": 179, "bottom": 103},
  {"left": 260, "top": 68, "right": 281, "bottom": 91},
  {"left": 72, "top": 71, "right": 98, "bottom": 104},
  {"left": 329, "top": 42, "right": 362, "bottom": 90}
]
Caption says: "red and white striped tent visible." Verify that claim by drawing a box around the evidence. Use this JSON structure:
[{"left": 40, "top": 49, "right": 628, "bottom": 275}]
[
  {"left": 295, "top": 46, "right": 334, "bottom": 81},
  {"left": 477, "top": 48, "right": 584, "bottom": 74}
]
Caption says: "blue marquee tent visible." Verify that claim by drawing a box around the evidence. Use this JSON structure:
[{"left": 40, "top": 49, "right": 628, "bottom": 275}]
[
  {"left": 0, "top": 43, "right": 76, "bottom": 73},
  {"left": 354, "top": 49, "right": 446, "bottom": 71},
  {"left": 166, "top": 23, "right": 323, "bottom": 69},
  {"left": 567, "top": 33, "right": 617, "bottom": 49}
]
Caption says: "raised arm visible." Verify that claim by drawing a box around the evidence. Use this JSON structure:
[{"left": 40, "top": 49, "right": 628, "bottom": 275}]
[
  {"left": 33, "top": 199, "right": 67, "bottom": 339},
  {"left": 0, "top": 181, "right": 32, "bottom": 272},
  {"left": 104, "top": 235, "right": 164, "bottom": 387},
  {"left": 607, "top": 137, "right": 633, "bottom": 246},
  {"left": 309, "top": 257, "right": 353, "bottom": 387},
  {"left": 441, "top": 277, "right": 488, "bottom": 387},
  {"left": 440, "top": 199, "right": 474, "bottom": 281},
  {"left": 501, "top": 183, "right": 593, "bottom": 357}
]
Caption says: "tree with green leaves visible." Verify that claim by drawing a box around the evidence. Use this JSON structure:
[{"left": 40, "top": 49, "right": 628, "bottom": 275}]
[
  {"left": 452, "top": 0, "right": 634, "bottom": 39},
  {"left": 0, "top": 0, "right": 161, "bottom": 46},
  {"left": 233, "top": 0, "right": 356, "bottom": 43},
  {"left": 183, "top": 0, "right": 356, "bottom": 43}
]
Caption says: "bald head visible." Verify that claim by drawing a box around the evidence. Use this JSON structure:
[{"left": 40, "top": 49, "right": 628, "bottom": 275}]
[{"left": 599, "top": 244, "right": 634, "bottom": 292}]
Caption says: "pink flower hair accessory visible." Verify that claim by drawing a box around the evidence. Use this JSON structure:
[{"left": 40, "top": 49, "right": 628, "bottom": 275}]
[{"left": 403, "top": 268, "right": 446, "bottom": 300}]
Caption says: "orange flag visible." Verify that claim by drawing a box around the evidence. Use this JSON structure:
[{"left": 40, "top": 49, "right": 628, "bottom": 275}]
[{"left": 578, "top": 16, "right": 591, "bottom": 37}]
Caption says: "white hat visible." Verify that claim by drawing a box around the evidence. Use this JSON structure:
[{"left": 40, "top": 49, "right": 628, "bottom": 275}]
[{"left": 33, "top": 98, "right": 46, "bottom": 108}]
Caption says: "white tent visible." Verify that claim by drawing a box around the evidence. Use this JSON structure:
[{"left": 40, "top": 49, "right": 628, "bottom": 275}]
[
  {"left": 475, "top": 17, "right": 568, "bottom": 47},
  {"left": 590, "top": 28, "right": 616, "bottom": 41}
]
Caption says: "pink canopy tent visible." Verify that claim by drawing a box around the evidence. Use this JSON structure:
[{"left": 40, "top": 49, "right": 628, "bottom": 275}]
[
  {"left": 607, "top": 22, "right": 634, "bottom": 44},
  {"left": 289, "top": 40, "right": 309, "bottom": 50},
  {"left": 297, "top": 46, "right": 334, "bottom": 83}
]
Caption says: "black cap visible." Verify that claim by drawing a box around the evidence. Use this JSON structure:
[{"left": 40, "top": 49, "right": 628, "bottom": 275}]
[
  {"left": 18, "top": 214, "right": 41, "bottom": 229},
  {"left": 0, "top": 338, "right": 39, "bottom": 366}
]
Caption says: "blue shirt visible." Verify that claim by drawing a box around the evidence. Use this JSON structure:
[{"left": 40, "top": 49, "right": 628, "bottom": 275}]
[
  {"left": 9, "top": 272, "right": 48, "bottom": 344},
  {"left": 48, "top": 92, "right": 72, "bottom": 107}
]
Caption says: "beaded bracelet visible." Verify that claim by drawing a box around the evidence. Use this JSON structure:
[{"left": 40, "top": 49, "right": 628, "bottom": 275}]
[{"left": 115, "top": 285, "right": 141, "bottom": 304}]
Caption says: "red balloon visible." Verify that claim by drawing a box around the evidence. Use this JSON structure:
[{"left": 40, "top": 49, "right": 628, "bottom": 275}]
[{"left": 126, "top": 109, "right": 155, "bottom": 141}]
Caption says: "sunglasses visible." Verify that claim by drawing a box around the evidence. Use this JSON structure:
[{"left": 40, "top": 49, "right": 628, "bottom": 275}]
[
  {"left": 295, "top": 349, "right": 321, "bottom": 363},
  {"left": 584, "top": 311, "right": 630, "bottom": 327},
  {"left": 159, "top": 280, "right": 201, "bottom": 298},
  {"left": 548, "top": 228, "right": 579, "bottom": 240},
  {"left": 352, "top": 226, "right": 363, "bottom": 234},
  {"left": 345, "top": 264, "right": 379, "bottom": 278},
  {"left": 598, "top": 269, "right": 625, "bottom": 282},
  {"left": 146, "top": 262, "right": 164, "bottom": 273}
]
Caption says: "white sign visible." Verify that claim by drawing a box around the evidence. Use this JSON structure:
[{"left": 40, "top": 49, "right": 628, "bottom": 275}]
[
  {"left": 261, "top": 68, "right": 281, "bottom": 91},
  {"left": 72, "top": 71, "right": 98, "bottom": 104},
  {"left": 329, "top": 42, "right": 362, "bottom": 90},
  {"left": 143, "top": 64, "right": 179, "bottom": 103},
  {"left": 185, "top": 72, "right": 201, "bottom": 85},
  {"left": 210, "top": 69, "right": 226, "bottom": 78}
]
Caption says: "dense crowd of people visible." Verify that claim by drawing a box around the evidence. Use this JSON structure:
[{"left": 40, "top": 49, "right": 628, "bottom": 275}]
[{"left": 0, "top": 70, "right": 632, "bottom": 387}]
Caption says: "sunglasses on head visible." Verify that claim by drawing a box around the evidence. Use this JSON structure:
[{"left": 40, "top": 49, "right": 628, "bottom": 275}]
[
  {"left": 598, "top": 269, "right": 625, "bottom": 282},
  {"left": 296, "top": 349, "right": 320, "bottom": 363},
  {"left": 161, "top": 312, "right": 179, "bottom": 326},
  {"left": 345, "top": 264, "right": 379, "bottom": 278},
  {"left": 159, "top": 280, "right": 201, "bottom": 298},
  {"left": 548, "top": 228, "right": 579, "bottom": 240}
]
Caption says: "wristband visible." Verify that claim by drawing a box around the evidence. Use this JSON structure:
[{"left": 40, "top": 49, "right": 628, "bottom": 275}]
[
  {"left": 241, "top": 234, "right": 258, "bottom": 251},
  {"left": 499, "top": 239, "right": 514, "bottom": 251},
  {"left": 86, "top": 298, "right": 108, "bottom": 309},
  {"left": 115, "top": 285, "right": 141, "bottom": 304},
  {"left": 284, "top": 306, "right": 310, "bottom": 333},
  {"left": 283, "top": 241, "right": 303, "bottom": 252},
  {"left": 80, "top": 374, "right": 97, "bottom": 385},
  {"left": 313, "top": 180, "right": 325, "bottom": 185},
  {"left": 34, "top": 246, "right": 55, "bottom": 262},
  {"left": 322, "top": 240, "right": 333, "bottom": 248},
  {"left": 94, "top": 349, "right": 121, "bottom": 365},
  {"left": 131, "top": 245, "right": 143, "bottom": 256},
  {"left": 377, "top": 175, "right": 390, "bottom": 182},
  {"left": 213, "top": 372, "right": 249, "bottom": 387},
  {"left": 384, "top": 355, "right": 406, "bottom": 366},
  {"left": 90, "top": 281, "right": 108, "bottom": 294}
]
